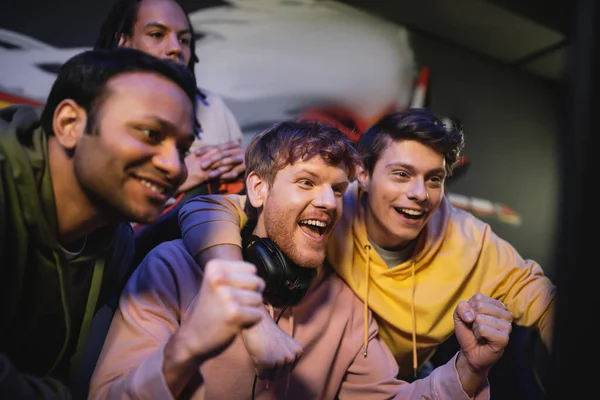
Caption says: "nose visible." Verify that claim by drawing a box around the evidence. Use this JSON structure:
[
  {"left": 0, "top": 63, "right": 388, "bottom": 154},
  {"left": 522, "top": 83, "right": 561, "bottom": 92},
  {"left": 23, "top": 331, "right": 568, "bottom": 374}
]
[
  {"left": 407, "top": 178, "right": 429, "bottom": 203},
  {"left": 165, "top": 34, "right": 183, "bottom": 61},
  {"left": 153, "top": 141, "right": 185, "bottom": 182},
  {"left": 313, "top": 186, "right": 337, "bottom": 211}
]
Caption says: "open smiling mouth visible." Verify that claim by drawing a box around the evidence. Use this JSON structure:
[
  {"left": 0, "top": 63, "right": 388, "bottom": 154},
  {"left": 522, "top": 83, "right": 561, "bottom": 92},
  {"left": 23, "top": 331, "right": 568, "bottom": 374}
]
[
  {"left": 135, "top": 177, "right": 174, "bottom": 204},
  {"left": 140, "top": 179, "right": 166, "bottom": 194},
  {"left": 138, "top": 178, "right": 166, "bottom": 195},
  {"left": 394, "top": 207, "right": 425, "bottom": 220},
  {"left": 299, "top": 219, "right": 328, "bottom": 238}
]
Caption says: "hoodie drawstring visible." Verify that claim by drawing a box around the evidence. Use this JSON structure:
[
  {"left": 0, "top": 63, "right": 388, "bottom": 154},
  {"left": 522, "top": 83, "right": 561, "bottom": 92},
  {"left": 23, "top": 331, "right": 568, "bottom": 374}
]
[
  {"left": 70, "top": 258, "right": 105, "bottom": 381},
  {"left": 289, "top": 307, "right": 295, "bottom": 340},
  {"left": 363, "top": 245, "right": 371, "bottom": 357},
  {"left": 267, "top": 303, "right": 275, "bottom": 320},
  {"left": 411, "top": 261, "right": 418, "bottom": 378},
  {"left": 362, "top": 245, "right": 419, "bottom": 376},
  {"left": 46, "top": 253, "right": 71, "bottom": 375},
  {"left": 285, "top": 307, "right": 295, "bottom": 396},
  {"left": 266, "top": 304, "right": 275, "bottom": 390}
]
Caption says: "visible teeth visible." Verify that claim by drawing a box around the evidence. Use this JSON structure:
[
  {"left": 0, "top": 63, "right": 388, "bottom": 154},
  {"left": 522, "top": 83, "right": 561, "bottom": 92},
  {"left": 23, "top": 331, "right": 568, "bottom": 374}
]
[
  {"left": 300, "top": 219, "right": 327, "bottom": 227},
  {"left": 140, "top": 179, "right": 164, "bottom": 194},
  {"left": 401, "top": 208, "right": 424, "bottom": 216}
]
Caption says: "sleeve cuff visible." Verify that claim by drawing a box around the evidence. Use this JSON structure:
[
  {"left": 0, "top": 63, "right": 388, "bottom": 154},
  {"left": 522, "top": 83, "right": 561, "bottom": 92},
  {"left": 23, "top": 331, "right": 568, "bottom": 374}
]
[
  {"left": 432, "top": 353, "right": 490, "bottom": 400},
  {"left": 129, "top": 347, "right": 175, "bottom": 400}
]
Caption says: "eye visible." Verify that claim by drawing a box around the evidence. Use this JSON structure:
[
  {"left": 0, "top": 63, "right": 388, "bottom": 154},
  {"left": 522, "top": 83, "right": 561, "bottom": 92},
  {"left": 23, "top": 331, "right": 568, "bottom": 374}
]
[
  {"left": 149, "top": 31, "right": 164, "bottom": 39},
  {"left": 298, "top": 179, "right": 313, "bottom": 188},
  {"left": 427, "top": 176, "right": 444, "bottom": 188},
  {"left": 140, "top": 128, "right": 162, "bottom": 143},
  {"left": 179, "top": 36, "right": 191, "bottom": 46},
  {"left": 392, "top": 170, "right": 409, "bottom": 178}
]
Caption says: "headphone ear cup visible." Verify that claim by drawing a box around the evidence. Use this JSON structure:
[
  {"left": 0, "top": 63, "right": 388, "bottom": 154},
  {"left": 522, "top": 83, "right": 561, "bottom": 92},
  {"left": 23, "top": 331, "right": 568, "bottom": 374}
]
[
  {"left": 242, "top": 235, "right": 316, "bottom": 307},
  {"left": 242, "top": 236, "right": 283, "bottom": 289},
  {"left": 258, "top": 237, "right": 292, "bottom": 279}
]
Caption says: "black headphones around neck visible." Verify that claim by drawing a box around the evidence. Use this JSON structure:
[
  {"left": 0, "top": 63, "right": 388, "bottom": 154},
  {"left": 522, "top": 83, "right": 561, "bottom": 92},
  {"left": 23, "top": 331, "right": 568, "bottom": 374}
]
[{"left": 242, "top": 225, "right": 316, "bottom": 308}]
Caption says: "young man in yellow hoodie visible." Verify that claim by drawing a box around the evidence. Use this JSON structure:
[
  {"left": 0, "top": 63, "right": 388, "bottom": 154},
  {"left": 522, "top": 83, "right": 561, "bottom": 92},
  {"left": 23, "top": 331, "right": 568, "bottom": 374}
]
[{"left": 178, "top": 109, "right": 555, "bottom": 385}]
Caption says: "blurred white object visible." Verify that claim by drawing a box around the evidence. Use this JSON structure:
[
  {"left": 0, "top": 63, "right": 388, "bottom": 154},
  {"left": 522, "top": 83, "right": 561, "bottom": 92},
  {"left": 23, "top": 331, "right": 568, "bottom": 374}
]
[
  {"left": 0, "top": 28, "right": 88, "bottom": 103},
  {"left": 189, "top": 0, "right": 416, "bottom": 131},
  {"left": 0, "top": 0, "right": 417, "bottom": 133}
]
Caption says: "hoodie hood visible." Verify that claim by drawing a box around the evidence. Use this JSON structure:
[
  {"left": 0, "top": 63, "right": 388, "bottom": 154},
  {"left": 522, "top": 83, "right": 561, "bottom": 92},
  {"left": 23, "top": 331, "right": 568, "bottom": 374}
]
[
  {"left": 0, "top": 104, "right": 121, "bottom": 256},
  {"left": 0, "top": 104, "right": 59, "bottom": 250}
]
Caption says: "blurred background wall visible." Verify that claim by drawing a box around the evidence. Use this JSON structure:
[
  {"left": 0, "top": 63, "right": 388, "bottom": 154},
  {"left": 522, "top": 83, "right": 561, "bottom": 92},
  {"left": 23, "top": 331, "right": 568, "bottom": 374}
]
[{"left": 0, "top": 0, "right": 567, "bottom": 279}]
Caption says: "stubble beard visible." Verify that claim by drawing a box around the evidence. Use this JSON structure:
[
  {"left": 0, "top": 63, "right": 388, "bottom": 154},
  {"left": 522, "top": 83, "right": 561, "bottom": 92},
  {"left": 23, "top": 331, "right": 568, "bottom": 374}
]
[{"left": 264, "top": 208, "right": 324, "bottom": 269}]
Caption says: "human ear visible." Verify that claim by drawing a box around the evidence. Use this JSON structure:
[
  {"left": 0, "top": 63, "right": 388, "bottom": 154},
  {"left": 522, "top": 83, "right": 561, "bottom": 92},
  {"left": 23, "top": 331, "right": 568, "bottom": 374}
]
[
  {"left": 246, "top": 171, "right": 269, "bottom": 209},
  {"left": 356, "top": 164, "right": 370, "bottom": 192},
  {"left": 118, "top": 34, "right": 130, "bottom": 48},
  {"left": 52, "top": 99, "right": 87, "bottom": 151}
]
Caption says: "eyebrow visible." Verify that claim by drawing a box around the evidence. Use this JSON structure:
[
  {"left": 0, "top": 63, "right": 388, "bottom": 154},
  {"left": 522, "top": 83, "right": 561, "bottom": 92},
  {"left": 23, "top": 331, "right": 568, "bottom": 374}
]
[
  {"left": 333, "top": 180, "right": 350, "bottom": 191},
  {"left": 294, "top": 168, "right": 319, "bottom": 178},
  {"left": 144, "top": 21, "right": 192, "bottom": 35},
  {"left": 385, "top": 162, "right": 446, "bottom": 177},
  {"left": 293, "top": 168, "right": 350, "bottom": 187}
]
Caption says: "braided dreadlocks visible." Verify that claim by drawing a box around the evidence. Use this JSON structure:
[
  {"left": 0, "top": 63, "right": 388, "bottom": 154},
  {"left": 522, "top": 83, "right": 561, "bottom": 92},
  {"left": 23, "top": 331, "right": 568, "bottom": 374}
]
[{"left": 94, "top": 0, "right": 200, "bottom": 79}]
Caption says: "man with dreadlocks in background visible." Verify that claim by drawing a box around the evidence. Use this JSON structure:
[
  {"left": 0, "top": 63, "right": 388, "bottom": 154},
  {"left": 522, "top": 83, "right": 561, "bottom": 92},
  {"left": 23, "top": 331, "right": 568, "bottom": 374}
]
[{"left": 94, "top": 0, "right": 247, "bottom": 268}]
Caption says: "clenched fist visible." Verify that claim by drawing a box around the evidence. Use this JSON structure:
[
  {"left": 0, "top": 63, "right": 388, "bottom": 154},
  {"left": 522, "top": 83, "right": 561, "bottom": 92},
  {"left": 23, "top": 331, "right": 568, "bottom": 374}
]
[
  {"left": 453, "top": 292, "right": 514, "bottom": 396},
  {"left": 167, "top": 259, "right": 265, "bottom": 366}
]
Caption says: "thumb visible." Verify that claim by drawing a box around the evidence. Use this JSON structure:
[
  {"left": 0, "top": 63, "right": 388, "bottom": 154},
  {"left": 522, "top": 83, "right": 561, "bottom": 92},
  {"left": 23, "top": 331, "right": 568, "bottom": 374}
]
[{"left": 454, "top": 301, "right": 476, "bottom": 350}]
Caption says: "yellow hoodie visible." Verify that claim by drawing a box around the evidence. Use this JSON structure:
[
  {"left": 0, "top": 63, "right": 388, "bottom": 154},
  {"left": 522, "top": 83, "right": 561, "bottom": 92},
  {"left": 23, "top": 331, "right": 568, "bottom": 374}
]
[
  {"left": 178, "top": 181, "right": 556, "bottom": 379},
  {"left": 329, "top": 182, "right": 556, "bottom": 378}
]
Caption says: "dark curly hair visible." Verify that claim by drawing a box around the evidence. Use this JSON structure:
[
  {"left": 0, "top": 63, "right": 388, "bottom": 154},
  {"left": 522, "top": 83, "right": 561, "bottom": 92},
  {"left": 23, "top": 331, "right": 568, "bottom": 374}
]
[{"left": 357, "top": 108, "right": 465, "bottom": 176}]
